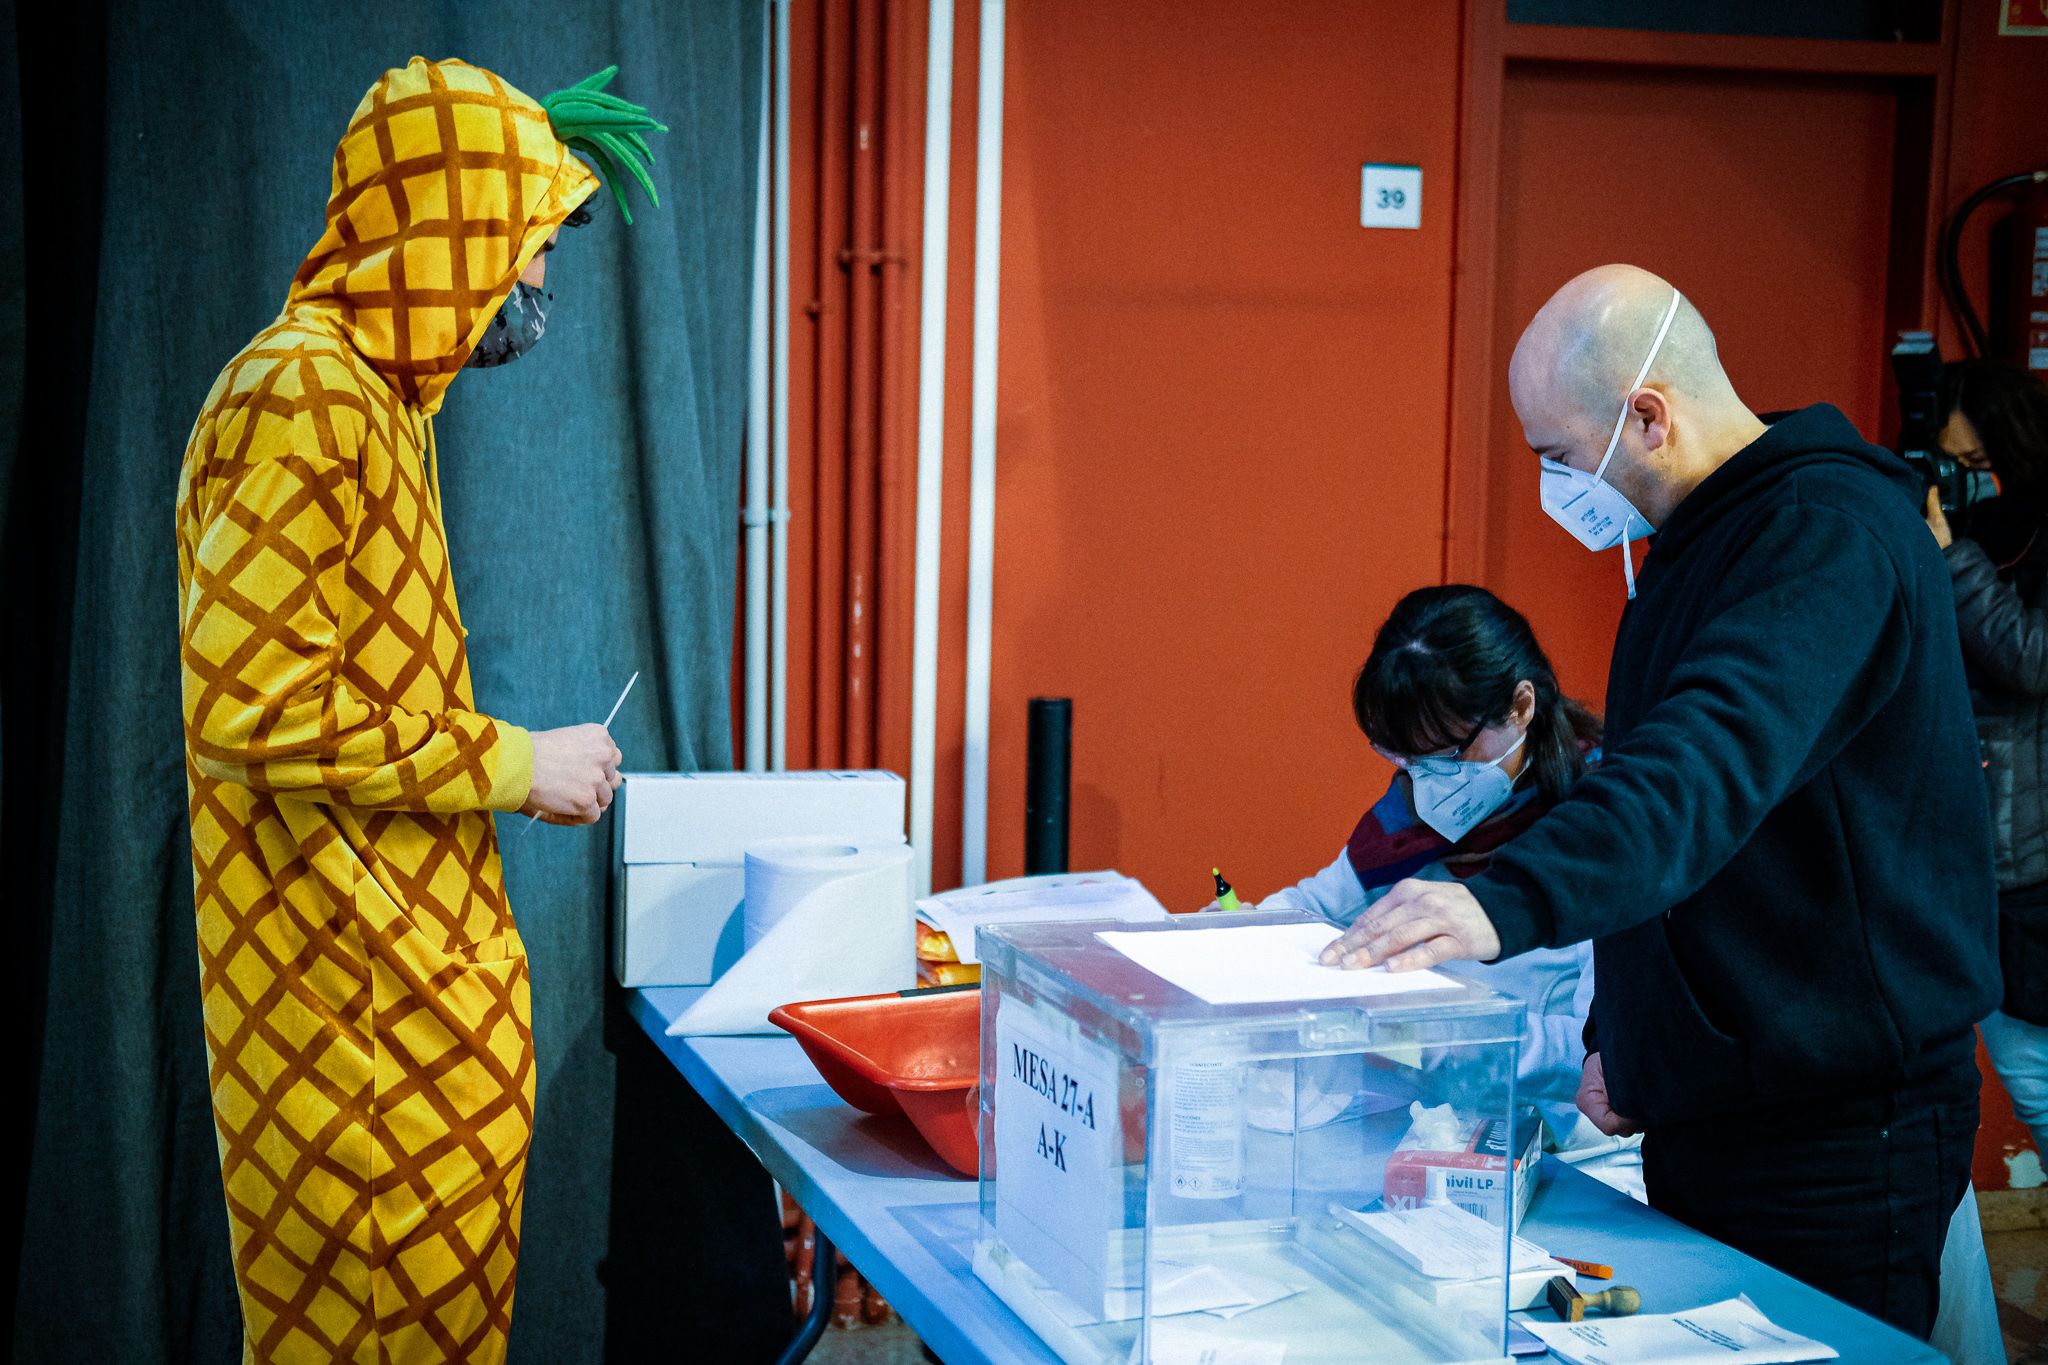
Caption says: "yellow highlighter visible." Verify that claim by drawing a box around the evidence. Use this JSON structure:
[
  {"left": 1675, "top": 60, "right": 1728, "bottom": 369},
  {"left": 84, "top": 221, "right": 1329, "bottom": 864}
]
[{"left": 1212, "top": 867, "right": 1241, "bottom": 911}]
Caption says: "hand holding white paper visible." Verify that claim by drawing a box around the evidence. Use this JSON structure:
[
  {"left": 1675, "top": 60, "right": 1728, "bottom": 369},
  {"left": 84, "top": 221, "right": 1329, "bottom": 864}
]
[{"left": 669, "top": 837, "right": 914, "bottom": 1036}]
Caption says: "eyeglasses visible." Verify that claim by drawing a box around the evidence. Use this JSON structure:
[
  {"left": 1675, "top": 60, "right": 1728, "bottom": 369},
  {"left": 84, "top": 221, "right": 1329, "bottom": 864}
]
[{"left": 1372, "top": 717, "right": 1489, "bottom": 771}]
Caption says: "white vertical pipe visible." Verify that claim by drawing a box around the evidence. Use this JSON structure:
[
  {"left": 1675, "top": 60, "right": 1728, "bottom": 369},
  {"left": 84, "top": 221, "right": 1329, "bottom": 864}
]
[
  {"left": 910, "top": 0, "right": 956, "bottom": 897},
  {"left": 959, "top": 0, "right": 1004, "bottom": 887},
  {"left": 770, "top": 0, "right": 793, "bottom": 772},
  {"left": 743, "top": 0, "right": 772, "bottom": 774}
]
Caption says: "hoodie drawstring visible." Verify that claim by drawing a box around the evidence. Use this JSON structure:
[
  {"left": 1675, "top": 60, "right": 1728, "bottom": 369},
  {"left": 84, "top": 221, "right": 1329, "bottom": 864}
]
[
  {"left": 425, "top": 416, "right": 443, "bottom": 519},
  {"left": 1621, "top": 512, "right": 1640, "bottom": 600}
]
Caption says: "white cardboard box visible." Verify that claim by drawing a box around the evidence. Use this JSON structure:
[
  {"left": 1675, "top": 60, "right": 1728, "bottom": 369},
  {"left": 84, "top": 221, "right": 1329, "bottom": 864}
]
[{"left": 611, "top": 770, "right": 907, "bottom": 986}]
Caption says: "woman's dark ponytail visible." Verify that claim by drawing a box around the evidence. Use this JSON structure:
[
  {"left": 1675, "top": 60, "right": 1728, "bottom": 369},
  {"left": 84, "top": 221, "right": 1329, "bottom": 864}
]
[{"left": 1352, "top": 585, "right": 1598, "bottom": 804}]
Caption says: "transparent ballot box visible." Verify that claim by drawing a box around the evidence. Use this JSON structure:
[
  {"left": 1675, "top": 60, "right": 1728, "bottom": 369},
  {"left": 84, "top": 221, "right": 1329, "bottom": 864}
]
[{"left": 973, "top": 910, "right": 1528, "bottom": 1365}]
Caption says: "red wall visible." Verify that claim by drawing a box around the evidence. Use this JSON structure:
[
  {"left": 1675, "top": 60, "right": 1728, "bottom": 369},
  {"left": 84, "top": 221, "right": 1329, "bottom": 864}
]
[
  {"left": 968, "top": 0, "right": 2043, "bottom": 1189},
  {"left": 935, "top": 0, "right": 1462, "bottom": 907},
  {"left": 1941, "top": 1, "right": 2048, "bottom": 366},
  {"left": 780, "top": 0, "right": 2047, "bottom": 1186},
  {"left": 934, "top": 2, "right": 2047, "bottom": 901},
  {"left": 1483, "top": 63, "right": 1903, "bottom": 711}
]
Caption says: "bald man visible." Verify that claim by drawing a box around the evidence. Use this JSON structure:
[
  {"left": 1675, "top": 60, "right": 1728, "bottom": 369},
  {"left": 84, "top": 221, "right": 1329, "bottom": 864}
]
[{"left": 1324, "top": 265, "right": 1999, "bottom": 1337}]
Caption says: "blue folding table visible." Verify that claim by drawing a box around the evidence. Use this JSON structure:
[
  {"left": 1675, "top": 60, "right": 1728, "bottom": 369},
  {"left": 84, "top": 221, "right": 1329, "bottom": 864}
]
[{"left": 629, "top": 986, "right": 1943, "bottom": 1365}]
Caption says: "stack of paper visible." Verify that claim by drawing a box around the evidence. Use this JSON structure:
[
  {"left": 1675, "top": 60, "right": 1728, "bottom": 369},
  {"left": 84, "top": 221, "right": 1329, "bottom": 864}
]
[
  {"left": 1522, "top": 1295, "right": 1839, "bottom": 1364},
  {"left": 1329, "top": 1201, "right": 1571, "bottom": 1310},
  {"left": 1334, "top": 1201, "right": 1559, "bottom": 1280},
  {"left": 917, "top": 871, "right": 1168, "bottom": 966}
]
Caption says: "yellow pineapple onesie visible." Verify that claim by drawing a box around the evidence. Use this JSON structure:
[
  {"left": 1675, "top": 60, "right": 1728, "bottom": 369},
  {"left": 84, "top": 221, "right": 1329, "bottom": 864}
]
[{"left": 175, "top": 58, "right": 601, "bottom": 1363}]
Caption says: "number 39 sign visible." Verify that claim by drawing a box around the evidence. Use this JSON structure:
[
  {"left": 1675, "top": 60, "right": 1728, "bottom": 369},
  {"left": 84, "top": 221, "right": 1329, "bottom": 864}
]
[{"left": 1362, "top": 163, "right": 1423, "bottom": 230}]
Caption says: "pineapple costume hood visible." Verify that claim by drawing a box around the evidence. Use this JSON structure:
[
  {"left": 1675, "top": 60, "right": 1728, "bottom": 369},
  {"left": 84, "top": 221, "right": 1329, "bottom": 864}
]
[
  {"left": 289, "top": 56, "right": 623, "bottom": 411},
  {"left": 175, "top": 58, "right": 661, "bottom": 1365}
]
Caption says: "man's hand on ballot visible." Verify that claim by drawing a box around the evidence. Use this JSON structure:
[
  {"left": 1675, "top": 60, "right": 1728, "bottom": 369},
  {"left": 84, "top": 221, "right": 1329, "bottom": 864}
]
[
  {"left": 523, "top": 723, "right": 624, "bottom": 825},
  {"left": 1576, "top": 1052, "right": 1640, "bottom": 1137},
  {"left": 1317, "top": 878, "right": 1501, "bottom": 972}
]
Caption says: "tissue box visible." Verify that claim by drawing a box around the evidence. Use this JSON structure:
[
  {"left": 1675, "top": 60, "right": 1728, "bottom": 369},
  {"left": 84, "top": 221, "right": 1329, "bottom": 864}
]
[
  {"left": 972, "top": 910, "right": 1528, "bottom": 1365},
  {"left": 1383, "top": 1104, "right": 1544, "bottom": 1232},
  {"left": 611, "top": 770, "right": 905, "bottom": 986}
]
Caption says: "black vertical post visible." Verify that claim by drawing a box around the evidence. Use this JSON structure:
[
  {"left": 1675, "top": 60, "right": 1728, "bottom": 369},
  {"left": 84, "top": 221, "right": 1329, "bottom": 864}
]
[{"left": 1024, "top": 698, "right": 1072, "bottom": 875}]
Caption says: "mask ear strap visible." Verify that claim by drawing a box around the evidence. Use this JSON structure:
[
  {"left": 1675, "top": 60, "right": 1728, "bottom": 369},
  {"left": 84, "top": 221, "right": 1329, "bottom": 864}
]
[
  {"left": 1622, "top": 522, "right": 1639, "bottom": 600},
  {"left": 1594, "top": 288, "right": 1684, "bottom": 485}
]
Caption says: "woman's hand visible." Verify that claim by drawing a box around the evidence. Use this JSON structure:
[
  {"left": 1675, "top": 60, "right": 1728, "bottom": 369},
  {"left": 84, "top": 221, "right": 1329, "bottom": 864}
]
[{"left": 1923, "top": 488, "right": 1953, "bottom": 551}]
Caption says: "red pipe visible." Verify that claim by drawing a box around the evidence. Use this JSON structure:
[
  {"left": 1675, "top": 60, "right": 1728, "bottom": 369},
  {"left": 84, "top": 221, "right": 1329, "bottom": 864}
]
[
  {"left": 874, "top": 0, "right": 916, "bottom": 780},
  {"left": 810, "top": 0, "right": 851, "bottom": 768},
  {"left": 790, "top": 0, "right": 911, "bottom": 778},
  {"left": 843, "top": 0, "right": 884, "bottom": 768}
]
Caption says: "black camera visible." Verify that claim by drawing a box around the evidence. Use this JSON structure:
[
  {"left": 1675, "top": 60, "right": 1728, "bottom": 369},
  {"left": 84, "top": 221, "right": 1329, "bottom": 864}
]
[{"left": 1892, "top": 331, "right": 2000, "bottom": 532}]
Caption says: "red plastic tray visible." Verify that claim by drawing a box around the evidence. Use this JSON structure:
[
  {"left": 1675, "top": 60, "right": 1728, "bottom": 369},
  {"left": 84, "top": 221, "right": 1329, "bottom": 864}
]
[{"left": 769, "top": 986, "right": 982, "bottom": 1177}]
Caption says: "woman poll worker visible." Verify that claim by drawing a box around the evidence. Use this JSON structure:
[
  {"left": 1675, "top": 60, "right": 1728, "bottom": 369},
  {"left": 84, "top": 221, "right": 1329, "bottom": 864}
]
[
  {"left": 1220, "top": 585, "right": 1642, "bottom": 1195},
  {"left": 1924, "top": 360, "right": 2048, "bottom": 1157}
]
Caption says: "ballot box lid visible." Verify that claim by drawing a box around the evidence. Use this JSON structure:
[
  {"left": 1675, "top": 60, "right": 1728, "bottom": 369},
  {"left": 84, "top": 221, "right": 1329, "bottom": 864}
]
[{"left": 977, "top": 909, "right": 1523, "bottom": 1065}]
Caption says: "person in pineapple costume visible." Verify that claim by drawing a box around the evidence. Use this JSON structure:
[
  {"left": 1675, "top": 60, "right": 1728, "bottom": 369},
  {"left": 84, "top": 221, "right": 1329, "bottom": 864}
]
[{"left": 176, "top": 57, "right": 664, "bottom": 1363}]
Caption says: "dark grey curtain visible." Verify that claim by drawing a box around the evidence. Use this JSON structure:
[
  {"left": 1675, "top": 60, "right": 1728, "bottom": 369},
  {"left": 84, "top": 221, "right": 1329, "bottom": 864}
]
[{"left": 4, "top": 2, "right": 788, "bottom": 1360}]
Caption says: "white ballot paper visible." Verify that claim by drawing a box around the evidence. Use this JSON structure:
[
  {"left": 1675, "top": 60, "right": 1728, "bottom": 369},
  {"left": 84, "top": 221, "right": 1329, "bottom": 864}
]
[
  {"left": 1096, "top": 923, "right": 1463, "bottom": 1005},
  {"left": 668, "top": 839, "right": 913, "bottom": 1035},
  {"left": 1332, "top": 1201, "right": 1563, "bottom": 1281},
  {"left": 1523, "top": 1295, "right": 1840, "bottom": 1365},
  {"left": 919, "top": 871, "right": 1168, "bottom": 964}
]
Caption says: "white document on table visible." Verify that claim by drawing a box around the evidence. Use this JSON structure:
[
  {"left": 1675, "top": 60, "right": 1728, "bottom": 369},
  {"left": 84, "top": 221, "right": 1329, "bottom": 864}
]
[
  {"left": 1092, "top": 1260, "right": 1307, "bottom": 1323},
  {"left": 919, "top": 871, "right": 1167, "bottom": 964},
  {"left": 1331, "top": 1200, "right": 1562, "bottom": 1281},
  {"left": 1522, "top": 1295, "right": 1839, "bottom": 1364},
  {"left": 1095, "top": 923, "right": 1462, "bottom": 1005}
]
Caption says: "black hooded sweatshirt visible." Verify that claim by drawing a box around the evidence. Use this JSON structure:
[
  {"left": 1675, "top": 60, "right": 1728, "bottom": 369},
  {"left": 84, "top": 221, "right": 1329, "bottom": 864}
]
[{"left": 1468, "top": 404, "right": 2000, "bottom": 1128}]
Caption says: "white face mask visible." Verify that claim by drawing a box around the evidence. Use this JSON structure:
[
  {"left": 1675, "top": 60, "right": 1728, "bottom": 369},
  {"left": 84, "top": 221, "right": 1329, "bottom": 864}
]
[
  {"left": 1405, "top": 732, "right": 1528, "bottom": 844},
  {"left": 1538, "top": 287, "right": 1682, "bottom": 600}
]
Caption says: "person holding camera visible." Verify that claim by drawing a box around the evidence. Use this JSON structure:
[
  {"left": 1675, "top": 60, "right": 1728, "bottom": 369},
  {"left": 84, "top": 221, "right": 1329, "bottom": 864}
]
[{"left": 1923, "top": 360, "right": 2048, "bottom": 1161}]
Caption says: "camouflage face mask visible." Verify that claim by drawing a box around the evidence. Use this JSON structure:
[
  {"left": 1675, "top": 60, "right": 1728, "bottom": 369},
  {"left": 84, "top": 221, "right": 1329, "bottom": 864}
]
[
  {"left": 464, "top": 63, "right": 662, "bottom": 371},
  {"left": 465, "top": 280, "right": 551, "bottom": 369}
]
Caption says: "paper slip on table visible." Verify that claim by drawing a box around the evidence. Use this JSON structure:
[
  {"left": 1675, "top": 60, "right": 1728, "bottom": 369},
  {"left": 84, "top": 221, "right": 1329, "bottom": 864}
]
[{"left": 630, "top": 987, "right": 1945, "bottom": 1365}]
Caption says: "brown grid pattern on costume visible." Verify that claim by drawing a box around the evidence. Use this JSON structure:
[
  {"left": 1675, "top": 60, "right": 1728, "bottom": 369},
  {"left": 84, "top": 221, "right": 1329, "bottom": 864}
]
[
  {"left": 180, "top": 341, "right": 498, "bottom": 825},
  {"left": 181, "top": 322, "right": 528, "bottom": 1358},
  {"left": 191, "top": 786, "right": 376, "bottom": 1360}
]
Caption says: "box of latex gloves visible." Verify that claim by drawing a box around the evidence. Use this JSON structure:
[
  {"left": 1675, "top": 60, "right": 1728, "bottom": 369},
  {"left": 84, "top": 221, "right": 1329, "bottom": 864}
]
[{"left": 1383, "top": 1101, "right": 1544, "bottom": 1232}]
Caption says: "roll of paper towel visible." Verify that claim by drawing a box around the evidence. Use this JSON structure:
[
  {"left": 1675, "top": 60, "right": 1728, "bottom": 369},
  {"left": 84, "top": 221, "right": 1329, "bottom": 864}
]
[{"left": 670, "top": 837, "right": 914, "bottom": 1036}]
